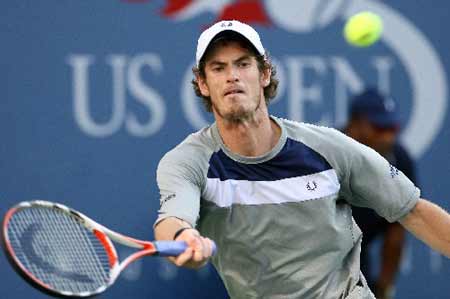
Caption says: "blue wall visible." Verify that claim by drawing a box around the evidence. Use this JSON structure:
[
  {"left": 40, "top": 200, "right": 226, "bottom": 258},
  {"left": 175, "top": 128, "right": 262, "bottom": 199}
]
[{"left": 1, "top": 1, "right": 449, "bottom": 298}]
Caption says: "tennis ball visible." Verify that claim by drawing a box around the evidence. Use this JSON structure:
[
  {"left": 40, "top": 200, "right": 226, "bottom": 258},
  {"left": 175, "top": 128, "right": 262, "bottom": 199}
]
[{"left": 343, "top": 11, "right": 383, "bottom": 47}]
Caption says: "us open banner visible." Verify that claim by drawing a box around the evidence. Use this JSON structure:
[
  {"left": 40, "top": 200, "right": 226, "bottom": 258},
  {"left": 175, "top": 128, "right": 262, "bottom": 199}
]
[{"left": 1, "top": 1, "right": 449, "bottom": 299}]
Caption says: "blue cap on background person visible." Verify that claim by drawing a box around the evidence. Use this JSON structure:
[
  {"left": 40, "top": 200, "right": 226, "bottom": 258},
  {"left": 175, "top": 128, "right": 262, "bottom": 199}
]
[{"left": 349, "top": 88, "right": 399, "bottom": 128}]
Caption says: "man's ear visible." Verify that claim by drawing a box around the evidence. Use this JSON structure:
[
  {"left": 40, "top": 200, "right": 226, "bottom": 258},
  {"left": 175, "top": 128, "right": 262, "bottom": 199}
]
[
  {"left": 197, "top": 75, "right": 210, "bottom": 97},
  {"left": 261, "top": 67, "right": 271, "bottom": 88}
]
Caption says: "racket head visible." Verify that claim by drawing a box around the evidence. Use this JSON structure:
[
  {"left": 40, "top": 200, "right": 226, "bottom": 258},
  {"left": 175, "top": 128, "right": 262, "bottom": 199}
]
[{"left": 1, "top": 200, "right": 120, "bottom": 298}]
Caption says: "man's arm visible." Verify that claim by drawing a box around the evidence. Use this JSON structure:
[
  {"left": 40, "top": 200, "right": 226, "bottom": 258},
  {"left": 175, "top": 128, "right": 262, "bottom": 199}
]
[
  {"left": 375, "top": 223, "right": 405, "bottom": 299},
  {"left": 400, "top": 198, "right": 450, "bottom": 258},
  {"left": 154, "top": 217, "right": 214, "bottom": 268},
  {"left": 154, "top": 216, "right": 192, "bottom": 241}
]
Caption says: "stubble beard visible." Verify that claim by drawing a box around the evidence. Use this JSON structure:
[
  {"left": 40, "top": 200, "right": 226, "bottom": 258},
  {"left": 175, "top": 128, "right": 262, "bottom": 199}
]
[{"left": 214, "top": 91, "right": 263, "bottom": 124}]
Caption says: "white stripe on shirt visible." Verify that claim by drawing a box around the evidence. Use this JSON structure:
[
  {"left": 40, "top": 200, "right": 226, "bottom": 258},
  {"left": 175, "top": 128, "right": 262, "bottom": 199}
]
[{"left": 203, "top": 169, "right": 340, "bottom": 207}]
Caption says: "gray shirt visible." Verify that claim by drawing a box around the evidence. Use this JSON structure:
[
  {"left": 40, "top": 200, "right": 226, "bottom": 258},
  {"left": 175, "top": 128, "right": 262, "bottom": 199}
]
[{"left": 155, "top": 116, "right": 419, "bottom": 299}]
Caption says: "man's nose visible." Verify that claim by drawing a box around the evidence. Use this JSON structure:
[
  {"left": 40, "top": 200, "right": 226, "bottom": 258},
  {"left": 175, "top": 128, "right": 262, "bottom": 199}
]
[{"left": 226, "top": 66, "right": 239, "bottom": 82}]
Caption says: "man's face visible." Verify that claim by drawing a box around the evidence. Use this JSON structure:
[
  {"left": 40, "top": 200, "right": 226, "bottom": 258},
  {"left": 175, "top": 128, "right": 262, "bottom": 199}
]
[{"left": 197, "top": 41, "right": 270, "bottom": 122}]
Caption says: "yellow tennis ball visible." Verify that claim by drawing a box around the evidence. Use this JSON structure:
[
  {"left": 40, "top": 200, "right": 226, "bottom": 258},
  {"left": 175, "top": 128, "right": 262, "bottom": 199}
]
[{"left": 344, "top": 11, "right": 383, "bottom": 47}]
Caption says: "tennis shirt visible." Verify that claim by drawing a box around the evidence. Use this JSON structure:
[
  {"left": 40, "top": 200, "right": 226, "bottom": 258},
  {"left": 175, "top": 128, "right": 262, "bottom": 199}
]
[{"left": 155, "top": 116, "right": 420, "bottom": 299}]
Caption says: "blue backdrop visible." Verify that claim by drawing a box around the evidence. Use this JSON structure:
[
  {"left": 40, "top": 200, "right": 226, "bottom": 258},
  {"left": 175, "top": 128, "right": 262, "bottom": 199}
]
[{"left": 1, "top": 1, "right": 449, "bottom": 298}]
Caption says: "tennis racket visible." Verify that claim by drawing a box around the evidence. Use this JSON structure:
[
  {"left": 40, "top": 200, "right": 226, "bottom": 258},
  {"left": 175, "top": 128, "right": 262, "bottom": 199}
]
[{"left": 1, "top": 200, "right": 216, "bottom": 298}]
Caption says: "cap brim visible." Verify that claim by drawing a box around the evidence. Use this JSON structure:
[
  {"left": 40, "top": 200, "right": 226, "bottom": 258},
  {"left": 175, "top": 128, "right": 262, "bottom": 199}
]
[{"left": 367, "top": 113, "right": 399, "bottom": 127}]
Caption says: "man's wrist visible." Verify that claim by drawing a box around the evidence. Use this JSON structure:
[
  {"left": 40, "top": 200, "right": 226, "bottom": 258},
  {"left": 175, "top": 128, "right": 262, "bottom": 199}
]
[{"left": 173, "top": 227, "right": 194, "bottom": 240}]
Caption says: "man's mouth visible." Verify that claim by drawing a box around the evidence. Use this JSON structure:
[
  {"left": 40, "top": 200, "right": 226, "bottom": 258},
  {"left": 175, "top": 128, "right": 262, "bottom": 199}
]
[{"left": 224, "top": 89, "right": 244, "bottom": 96}]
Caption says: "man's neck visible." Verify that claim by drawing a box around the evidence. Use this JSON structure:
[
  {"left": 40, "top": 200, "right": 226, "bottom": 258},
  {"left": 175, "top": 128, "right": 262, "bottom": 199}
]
[{"left": 216, "top": 112, "right": 281, "bottom": 157}]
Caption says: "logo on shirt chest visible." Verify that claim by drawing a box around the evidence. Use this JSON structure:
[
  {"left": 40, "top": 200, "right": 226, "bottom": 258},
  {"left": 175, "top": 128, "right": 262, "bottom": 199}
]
[{"left": 306, "top": 181, "right": 318, "bottom": 191}]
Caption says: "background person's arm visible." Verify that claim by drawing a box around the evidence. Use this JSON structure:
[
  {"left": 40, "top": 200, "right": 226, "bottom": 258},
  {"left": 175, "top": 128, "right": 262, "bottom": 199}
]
[{"left": 375, "top": 223, "right": 405, "bottom": 299}]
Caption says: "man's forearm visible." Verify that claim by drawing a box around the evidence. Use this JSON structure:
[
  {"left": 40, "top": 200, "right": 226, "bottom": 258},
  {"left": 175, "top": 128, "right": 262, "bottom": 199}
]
[{"left": 401, "top": 198, "right": 450, "bottom": 258}]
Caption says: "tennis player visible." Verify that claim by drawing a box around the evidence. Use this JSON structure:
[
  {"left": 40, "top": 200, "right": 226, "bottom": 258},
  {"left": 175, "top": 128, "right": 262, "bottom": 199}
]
[{"left": 153, "top": 20, "right": 450, "bottom": 299}]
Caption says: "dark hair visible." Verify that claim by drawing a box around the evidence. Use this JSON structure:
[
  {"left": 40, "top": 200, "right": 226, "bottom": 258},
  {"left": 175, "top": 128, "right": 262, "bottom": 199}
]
[{"left": 191, "top": 32, "right": 279, "bottom": 112}]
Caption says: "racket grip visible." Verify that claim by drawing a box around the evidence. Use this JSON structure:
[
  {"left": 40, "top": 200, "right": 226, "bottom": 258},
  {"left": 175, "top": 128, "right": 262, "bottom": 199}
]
[{"left": 154, "top": 240, "right": 217, "bottom": 256}]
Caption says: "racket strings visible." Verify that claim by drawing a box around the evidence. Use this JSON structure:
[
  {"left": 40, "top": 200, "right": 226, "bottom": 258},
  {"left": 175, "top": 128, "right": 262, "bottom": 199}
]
[{"left": 6, "top": 207, "right": 112, "bottom": 294}]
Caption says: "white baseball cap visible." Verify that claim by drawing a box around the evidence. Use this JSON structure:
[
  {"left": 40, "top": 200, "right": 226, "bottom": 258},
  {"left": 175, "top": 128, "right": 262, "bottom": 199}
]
[{"left": 195, "top": 20, "right": 265, "bottom": 67}]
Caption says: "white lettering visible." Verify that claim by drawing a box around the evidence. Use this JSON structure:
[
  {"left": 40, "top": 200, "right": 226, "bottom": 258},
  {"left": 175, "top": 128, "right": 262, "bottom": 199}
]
[
  {"left": 284, "top": 56, "right": 327, "bottom": 123},
  {"left": 181, "top": 62, "right": 211, "bottom": 129},
  {"left": 330, "top": 57, "right": 363, "bottom": 127},
  {"left": 372, "top": 57, "right": 395, "bottom": 94},
  {"left": 67, "top": 55, "right": 127, "bottom": 137},
  {"left": 127, "top": 54, "right": 166, "bottom": 137},
  {"left": 68, "top": 54, "right": 166, "bottom": 137}
]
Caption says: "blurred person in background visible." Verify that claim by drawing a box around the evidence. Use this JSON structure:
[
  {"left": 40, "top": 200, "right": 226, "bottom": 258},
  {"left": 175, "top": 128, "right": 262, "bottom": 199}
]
[{"left": 343, "top": 88, "right": 418, "bottom": 299}]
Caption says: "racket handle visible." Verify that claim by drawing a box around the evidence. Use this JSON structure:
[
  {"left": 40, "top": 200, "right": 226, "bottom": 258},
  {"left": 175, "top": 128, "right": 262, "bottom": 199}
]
[
  {"left": 154, "top": 240, "right": 217, "bottom": 256},
  {"left": 211, "top": 241, "right": 217, "bottom": 255}
]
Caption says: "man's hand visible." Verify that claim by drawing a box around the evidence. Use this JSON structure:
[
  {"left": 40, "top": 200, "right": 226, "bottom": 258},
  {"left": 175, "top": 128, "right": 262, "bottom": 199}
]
[
  {"left": 170, "top": 228, "right": 215, "bottom": 269},
  {"left": 154, "top": 217, "right": 215, "bottom": 268}
]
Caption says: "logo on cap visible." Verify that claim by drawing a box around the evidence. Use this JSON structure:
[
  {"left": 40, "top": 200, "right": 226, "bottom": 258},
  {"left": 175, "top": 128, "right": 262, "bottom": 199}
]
[{"left": 221, "top": 21, "right": 233, "bottom": 27}]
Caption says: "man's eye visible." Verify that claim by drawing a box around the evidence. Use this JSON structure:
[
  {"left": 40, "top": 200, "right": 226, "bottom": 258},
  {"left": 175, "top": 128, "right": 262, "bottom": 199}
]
[{"left": 239, "top": 62, "right": 249, "bottom": 67}]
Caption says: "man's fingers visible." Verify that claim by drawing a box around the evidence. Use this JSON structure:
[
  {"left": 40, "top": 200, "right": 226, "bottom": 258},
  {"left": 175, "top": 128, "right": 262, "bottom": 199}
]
[
  {"left": 194, "top": 237, "right": 215, "bottom": 260},
  {"left": 174, "top": 247, "right": 194, "bottom": 266},
  {"left": 204, "top": 237, "right": 214, "bottom": 257},
  {"left": 171, "top": 228, "right": 214, "bottom": 268},
  {"left": 191, "top": 237, "right": 205, "bottom": 262},
  {"left": 198, "top": 237, "right": 212, "bottom": 258}
]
